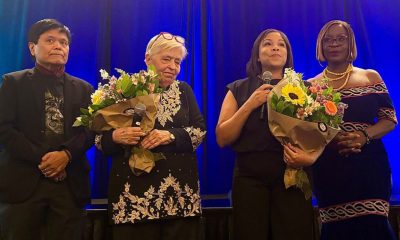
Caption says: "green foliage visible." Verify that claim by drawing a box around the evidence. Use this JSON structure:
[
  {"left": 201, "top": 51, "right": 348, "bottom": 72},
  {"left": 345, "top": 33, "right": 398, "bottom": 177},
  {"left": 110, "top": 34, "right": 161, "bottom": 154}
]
[
  {"left": 74, "top": 66, "right": 162, "bottom": 128},
  {"left": 80, "top": 108, "right": 89, "bottom": 115},
  {"left": 282, "top": 103, "right": 295, "bottom": 116},
  {"left": 296, "top": 169, "right": 312, "bottom": 200}
]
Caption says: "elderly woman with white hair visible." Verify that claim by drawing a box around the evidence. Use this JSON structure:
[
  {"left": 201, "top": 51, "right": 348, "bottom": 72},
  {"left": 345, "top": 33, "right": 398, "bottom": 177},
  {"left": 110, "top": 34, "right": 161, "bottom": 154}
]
[{"left": 97, "top": 32, "right": 206, "bottom": 240}]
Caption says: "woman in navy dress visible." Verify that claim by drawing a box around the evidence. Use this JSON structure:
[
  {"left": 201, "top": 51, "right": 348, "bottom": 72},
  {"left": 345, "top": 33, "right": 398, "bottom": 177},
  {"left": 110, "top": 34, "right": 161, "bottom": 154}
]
[{"left": 310, "top": 20, "right": 398, "bottom": 240}]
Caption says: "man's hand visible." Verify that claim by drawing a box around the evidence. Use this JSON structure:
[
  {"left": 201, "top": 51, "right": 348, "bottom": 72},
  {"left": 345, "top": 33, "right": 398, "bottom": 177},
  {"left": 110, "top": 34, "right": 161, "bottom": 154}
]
[
  {"left": 38, "top": 150, "right": 70, "bottom": 178},
  {"left": 51, "top": 170, "right": 67, "bottom": 182}
]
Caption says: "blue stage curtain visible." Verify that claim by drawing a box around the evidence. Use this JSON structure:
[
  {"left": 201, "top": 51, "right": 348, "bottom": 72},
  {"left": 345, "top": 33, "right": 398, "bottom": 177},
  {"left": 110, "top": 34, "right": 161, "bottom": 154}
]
[{"left": 0, "top": 0, "right": 399, "bottom": 201}]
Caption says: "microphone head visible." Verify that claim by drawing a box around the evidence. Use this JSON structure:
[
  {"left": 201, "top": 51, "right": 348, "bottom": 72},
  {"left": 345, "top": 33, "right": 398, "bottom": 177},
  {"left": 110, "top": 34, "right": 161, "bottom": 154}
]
[
  {"left": 134, "top": 103, "right": 146, "bottom": 116},
  {"left": 262, "top": 71, "right": 273, "bottom": 83}
]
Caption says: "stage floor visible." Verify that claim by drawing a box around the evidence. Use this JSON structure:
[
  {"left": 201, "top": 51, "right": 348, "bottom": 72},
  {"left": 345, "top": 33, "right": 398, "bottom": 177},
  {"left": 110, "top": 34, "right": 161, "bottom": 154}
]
[{"left": 86, "top": 198, "right": 400, "bottom": 240}]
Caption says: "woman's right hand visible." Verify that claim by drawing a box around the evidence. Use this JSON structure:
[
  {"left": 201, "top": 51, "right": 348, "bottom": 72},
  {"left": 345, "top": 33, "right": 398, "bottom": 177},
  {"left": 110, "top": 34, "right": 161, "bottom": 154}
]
[
  {"left": 330, "top": 131, "right": 362, "bottom": 156},
  {"left": 283, "top": 143, "right": 318, "bottom": 168},
  {"left": 112, "top": 127, "right": 146, "bottom": 145},
  {"left": 245, "top": 84, "right": 274, "bottom": 110}
]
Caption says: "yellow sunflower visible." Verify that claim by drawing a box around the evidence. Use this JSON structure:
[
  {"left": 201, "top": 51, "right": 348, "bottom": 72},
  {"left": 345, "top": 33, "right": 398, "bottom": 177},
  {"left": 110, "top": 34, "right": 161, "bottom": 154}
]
[{"left": 281, "top": 84, "right": 307, "bottom": 106}]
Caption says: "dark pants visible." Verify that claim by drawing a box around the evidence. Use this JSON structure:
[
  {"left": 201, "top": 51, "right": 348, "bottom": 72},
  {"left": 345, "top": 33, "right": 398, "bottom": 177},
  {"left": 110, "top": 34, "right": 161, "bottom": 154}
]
[
  {"left": 0, "top": 177, "right": 85, "bottom": 240},
  {"left": 232, "top": 174, "right": 315, "bottom": 240},
  {"left": 112, "top": 217, "right": 202, "bottom": 240}
]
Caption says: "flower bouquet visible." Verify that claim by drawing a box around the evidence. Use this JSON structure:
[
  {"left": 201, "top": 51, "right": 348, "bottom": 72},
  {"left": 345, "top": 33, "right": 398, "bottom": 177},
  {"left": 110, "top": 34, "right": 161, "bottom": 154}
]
[
  {"left": 74, "top": 66, "right": 165, "bottom": 175},
  {"left": 267, "top": 68, "right": 347, "bottom": 199}
]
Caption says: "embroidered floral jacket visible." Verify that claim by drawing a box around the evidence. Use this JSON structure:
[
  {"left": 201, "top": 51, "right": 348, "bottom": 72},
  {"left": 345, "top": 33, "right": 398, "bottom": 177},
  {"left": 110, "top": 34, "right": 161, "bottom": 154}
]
[{"left": 98, "top": 81, "right": 206, "bottom": 224}]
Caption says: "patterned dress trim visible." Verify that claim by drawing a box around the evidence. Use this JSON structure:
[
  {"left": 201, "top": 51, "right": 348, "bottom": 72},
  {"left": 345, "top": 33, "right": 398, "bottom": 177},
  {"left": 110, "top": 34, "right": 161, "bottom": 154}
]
[
  {"left": 339, "top": 81, "right": 397, "bottom": 127},
  {"left": 319, "top": 199, "right": 389, "bottom": 224},
  {"left": 112, "top": 174, "right": 201, "bottom": 224},
  {"left": 378, "top": 107, "right": 398, "bottom": 124},
  {"left": 340, "top": 82, "right": 388, "bottom": 98},
  {"left": 340, "top": 122, "right": 370, "bottom": 132},
  {"left": 184, "top": 127, "right": 206, "bottom": 150},
  {"left": 157, "top": 81, "right": 181, "bottom": 127}
]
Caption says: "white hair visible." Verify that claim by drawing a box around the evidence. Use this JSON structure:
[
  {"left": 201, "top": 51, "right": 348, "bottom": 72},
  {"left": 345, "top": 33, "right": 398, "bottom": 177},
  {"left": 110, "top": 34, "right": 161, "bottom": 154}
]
[{"left": 145, "top": 33, "right": 188, "bottom": 59}]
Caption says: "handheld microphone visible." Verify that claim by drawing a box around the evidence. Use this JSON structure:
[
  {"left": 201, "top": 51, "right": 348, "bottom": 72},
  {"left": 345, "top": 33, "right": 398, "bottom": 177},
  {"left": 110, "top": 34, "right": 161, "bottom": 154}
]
[
  {"left": 259, "top": 71, "right": 272, "bottom": 120},
  {"left": 124, "top": 103, "right": 146, "bottom": 159},
  {"left": 131, "top": 103, "right": 146, "bottom": 127}
]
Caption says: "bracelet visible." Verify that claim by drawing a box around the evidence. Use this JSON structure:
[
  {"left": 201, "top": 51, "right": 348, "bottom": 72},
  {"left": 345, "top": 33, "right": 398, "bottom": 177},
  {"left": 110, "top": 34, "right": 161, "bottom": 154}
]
[
  {"left": 360, "top": 129, "right": 371, "bottom": 145},
  {"left": 63, "top": 149, "right": 72, "bottom": 163}
]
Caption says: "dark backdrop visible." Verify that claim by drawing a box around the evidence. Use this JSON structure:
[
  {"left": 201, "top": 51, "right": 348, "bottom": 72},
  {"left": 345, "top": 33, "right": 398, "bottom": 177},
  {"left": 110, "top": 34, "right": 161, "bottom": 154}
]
[{"left": 1, "top": 0, "right": 399, "bottom": 202}]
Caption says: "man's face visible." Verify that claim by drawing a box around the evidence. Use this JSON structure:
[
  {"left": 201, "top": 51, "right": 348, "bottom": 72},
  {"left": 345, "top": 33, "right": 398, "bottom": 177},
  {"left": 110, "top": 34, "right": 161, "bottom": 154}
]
[{"left": 29, "top": 28, "right": 69, "bottom": 68}]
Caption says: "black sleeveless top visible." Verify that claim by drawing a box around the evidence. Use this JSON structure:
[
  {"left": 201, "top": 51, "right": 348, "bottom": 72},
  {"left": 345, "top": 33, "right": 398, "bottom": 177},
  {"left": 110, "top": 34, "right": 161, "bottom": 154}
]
[
  {"left": 227, "top": 77, "right": 285, "bottom": 182},
  {"left": 227, "top": 76, "right": 282, "bottom": 152}
]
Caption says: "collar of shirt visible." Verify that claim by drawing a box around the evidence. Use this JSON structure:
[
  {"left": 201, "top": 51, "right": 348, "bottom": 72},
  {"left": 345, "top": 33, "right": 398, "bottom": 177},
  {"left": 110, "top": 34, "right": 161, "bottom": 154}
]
[{"left": 35, "top": 63, "right": 65, "bottom": 81}]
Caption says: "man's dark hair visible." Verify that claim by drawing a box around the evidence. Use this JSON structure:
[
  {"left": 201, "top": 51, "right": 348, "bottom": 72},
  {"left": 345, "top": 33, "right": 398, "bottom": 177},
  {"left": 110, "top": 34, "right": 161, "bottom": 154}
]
[{"left": 28, "top": 19, "right": 71, "bottom": 44}]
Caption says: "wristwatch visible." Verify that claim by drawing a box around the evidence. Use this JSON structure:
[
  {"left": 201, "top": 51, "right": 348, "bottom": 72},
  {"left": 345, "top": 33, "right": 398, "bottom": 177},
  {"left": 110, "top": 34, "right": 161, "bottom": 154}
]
[{"left": 169, "top": 132, "right": 176, "bottom": 142}]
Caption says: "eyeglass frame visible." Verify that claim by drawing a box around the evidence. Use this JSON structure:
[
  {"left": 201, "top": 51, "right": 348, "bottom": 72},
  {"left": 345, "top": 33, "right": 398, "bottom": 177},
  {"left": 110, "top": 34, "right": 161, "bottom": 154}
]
[
  {"left": 322, "top": 35, "right": 348, "bottom": 45},
  {"left": 148, "top": 32, "right": 185, "bottom": 51}
]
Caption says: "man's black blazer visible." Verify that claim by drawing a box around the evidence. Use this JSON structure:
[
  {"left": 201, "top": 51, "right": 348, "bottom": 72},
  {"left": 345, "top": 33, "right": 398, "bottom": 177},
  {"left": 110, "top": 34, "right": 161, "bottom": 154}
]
[{"left": 0, "top": 68, "right": 94, "bottom": 206}]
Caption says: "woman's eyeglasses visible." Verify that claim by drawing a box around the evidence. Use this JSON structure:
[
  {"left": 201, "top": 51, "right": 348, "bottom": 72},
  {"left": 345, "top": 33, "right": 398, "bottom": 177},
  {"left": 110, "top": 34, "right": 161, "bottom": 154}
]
[
  {"left": 148, "top": 32, "right": 185, "bottom": 50},
  {"left": 323, "top": 35, "right": 348, "bottom": 45}
]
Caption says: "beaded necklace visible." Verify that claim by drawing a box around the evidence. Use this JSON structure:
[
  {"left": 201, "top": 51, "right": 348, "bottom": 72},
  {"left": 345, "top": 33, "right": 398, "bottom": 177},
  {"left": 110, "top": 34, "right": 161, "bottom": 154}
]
[
  {"left": 322, "top": 64, "right": 353, "bottom": 81},
  {"left": 323, "top": 64, "right": 353, "bottom": 91}
]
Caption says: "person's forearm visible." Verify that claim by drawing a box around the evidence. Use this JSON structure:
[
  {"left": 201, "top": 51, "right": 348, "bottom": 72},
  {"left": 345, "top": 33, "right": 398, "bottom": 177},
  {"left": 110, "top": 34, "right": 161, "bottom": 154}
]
[
  {"left": 99, "top": 130, "right": 124, "bottom": 156},
  {"left": 61, "top": 129, "right": 94, "bottom": 161},
  {"left": 216, "top": 101, "right": 254, "bottom": 147},
  {"left": 365, "top": 119, "right": 396, "bottom": 140}
]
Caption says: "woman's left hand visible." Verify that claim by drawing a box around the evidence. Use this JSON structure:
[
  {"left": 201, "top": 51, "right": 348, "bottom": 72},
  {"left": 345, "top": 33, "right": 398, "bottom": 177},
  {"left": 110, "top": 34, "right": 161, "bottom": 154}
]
[
  {"left": 283, "top": 143, "right": 318, "bottom": 168},
  {"left": 141, "top": 129, "right": 173, "bottom": 149}
]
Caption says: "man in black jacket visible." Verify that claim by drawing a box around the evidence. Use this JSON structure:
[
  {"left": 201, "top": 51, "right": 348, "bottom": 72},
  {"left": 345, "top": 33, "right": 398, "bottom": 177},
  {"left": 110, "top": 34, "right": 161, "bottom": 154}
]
[{"left": 0, "top": 19, "right": 93, "bottom": 240}]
